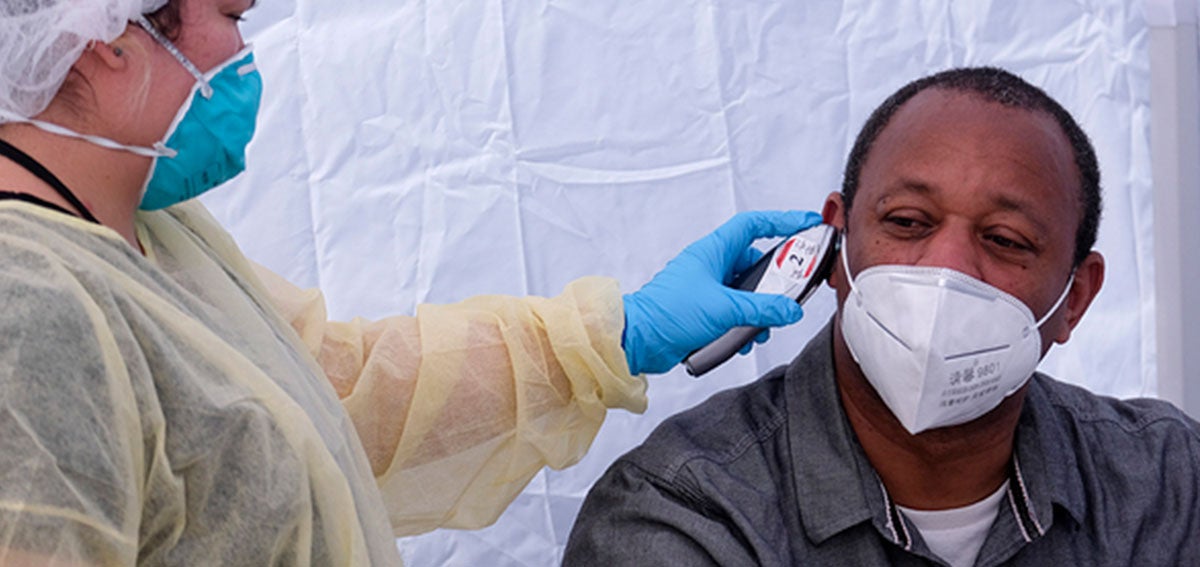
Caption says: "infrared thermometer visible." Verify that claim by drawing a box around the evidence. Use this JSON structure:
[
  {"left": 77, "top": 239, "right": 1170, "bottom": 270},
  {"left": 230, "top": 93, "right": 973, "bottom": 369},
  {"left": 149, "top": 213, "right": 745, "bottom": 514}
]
[{"left": 683, "top": 223, "right": 839, "bottom": 377}]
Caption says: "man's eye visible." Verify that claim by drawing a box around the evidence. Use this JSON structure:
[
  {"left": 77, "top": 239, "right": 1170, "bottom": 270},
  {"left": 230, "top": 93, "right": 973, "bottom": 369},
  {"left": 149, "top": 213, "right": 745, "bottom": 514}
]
[
  {"left": 885, "top": 216, "right": 923, "bottom": 229},
  {"left": 986, "top": 234, "right": 1030, "bottom": 251}
]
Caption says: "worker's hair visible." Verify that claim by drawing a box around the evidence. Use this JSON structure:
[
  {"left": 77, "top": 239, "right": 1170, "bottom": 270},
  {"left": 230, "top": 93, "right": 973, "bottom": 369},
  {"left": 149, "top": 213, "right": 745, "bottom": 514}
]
[
  {"left": 840, "top": 67, "right": 1101, "bottom": 267},
  {"left": 146, "top": 1, "right": 183, "bottom": 40}
]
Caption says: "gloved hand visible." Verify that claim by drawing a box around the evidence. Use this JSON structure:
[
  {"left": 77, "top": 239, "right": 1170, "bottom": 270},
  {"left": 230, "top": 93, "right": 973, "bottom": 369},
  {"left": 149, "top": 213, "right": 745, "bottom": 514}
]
[{"left": 622, "top": 210, "right": 824, "bottom": 375}]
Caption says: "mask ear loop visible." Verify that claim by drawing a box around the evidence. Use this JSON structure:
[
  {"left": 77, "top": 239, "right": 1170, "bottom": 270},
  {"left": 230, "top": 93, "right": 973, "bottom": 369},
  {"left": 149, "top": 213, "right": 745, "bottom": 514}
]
[
  {"left": 134, "top": 15, "right": 214, "bottom": 98},
  {"left": 1034, "top": 272, "right": 1076, "bottom": 328},
  {"left": 0, "top": 109, "right": 174, "bottom": 158},
  {"left": 839, "top": 232, "right": 859, "bottom": 293}
]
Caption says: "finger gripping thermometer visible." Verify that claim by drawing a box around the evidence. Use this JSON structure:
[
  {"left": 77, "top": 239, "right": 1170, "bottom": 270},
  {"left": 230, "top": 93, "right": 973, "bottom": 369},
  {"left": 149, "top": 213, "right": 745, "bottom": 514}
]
[{"left": 683, "top": 224, "right": 839, "bottom": 377}]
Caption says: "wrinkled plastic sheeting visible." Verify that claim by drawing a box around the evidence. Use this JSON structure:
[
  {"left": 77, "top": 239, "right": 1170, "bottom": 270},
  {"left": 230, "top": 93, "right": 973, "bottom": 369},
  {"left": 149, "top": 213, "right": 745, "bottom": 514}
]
[
  {"left": 1142, "top": 0, "right": 1198, "bottom": 25},
  {"left": 201, "top": 0, "right": 1153, "bottom": 564}
]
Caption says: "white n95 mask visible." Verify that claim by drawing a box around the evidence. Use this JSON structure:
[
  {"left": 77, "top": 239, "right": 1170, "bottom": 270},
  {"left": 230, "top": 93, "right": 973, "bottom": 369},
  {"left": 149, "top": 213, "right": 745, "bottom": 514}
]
[{"left": 839, "top": 238, "right": 1072, "bottom": 434}]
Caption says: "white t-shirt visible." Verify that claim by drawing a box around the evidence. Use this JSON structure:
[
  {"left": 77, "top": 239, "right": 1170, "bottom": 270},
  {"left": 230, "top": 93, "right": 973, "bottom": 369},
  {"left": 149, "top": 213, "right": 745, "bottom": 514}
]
[{"left": 896, "top": 481, "right": 1010, "bottom": 567}]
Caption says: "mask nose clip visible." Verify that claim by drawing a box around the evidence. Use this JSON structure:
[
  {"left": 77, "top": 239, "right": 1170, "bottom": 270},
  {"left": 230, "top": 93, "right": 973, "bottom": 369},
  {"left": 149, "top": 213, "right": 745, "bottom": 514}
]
[{"left": 135, "top": 15, "right": 214, "bottom": 98}]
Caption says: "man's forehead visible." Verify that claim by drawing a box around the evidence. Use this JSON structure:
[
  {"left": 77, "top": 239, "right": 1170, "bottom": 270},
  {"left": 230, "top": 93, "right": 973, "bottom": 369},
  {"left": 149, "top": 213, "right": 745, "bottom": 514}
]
[
  {"left": 888, "top": 88, "right": 1058, "bottom": 138},
  {"left": 855, "top": 90, "right": 1081, "bottom": 235},
  {"left": 869, "top": 90, "right": 1079, "bottom": 189}
]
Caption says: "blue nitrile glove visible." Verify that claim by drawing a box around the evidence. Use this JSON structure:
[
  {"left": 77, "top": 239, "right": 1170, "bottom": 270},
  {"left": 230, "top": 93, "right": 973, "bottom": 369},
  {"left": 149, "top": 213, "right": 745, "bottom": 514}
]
[{"left": 622, "top": 210, "right": 824, "bottom": 375}]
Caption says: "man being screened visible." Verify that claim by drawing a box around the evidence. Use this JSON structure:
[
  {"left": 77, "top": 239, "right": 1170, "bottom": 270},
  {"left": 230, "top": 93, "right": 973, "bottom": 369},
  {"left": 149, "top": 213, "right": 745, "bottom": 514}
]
[{"left": 563, "top": 67, "right": 1200, "bottom": 567}]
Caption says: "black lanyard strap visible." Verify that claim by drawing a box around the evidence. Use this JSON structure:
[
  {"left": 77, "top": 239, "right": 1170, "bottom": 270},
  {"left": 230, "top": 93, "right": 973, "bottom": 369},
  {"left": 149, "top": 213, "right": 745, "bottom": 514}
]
[{"left": 0, "top": 137, "right": 100, "bottom": 224}]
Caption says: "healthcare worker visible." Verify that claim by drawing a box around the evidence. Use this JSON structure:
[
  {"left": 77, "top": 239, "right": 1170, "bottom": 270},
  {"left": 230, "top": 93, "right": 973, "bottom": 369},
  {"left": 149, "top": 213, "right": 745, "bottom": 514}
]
[{"left": 0, "top": 0, "right": 819, "bottom": 564}]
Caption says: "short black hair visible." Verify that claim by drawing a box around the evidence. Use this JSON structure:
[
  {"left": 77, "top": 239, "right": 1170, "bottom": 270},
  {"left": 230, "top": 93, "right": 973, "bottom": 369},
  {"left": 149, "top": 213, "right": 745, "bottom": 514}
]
[{"left": 840, "top": 67, "right": 1101, "bottom": 267}]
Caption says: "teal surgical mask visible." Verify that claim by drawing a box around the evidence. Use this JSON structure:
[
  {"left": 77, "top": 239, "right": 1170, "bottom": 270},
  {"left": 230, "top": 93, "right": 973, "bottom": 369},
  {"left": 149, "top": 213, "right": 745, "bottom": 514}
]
[{"left": 135, "top": 16, "right": 262, "bottom": 210}]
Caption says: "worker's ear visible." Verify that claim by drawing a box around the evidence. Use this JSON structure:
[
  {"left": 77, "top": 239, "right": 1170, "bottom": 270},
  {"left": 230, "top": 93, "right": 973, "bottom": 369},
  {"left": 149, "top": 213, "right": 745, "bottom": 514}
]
[
  {"left": 822, "top": 192, "right": 845, "bottom": 289},
  {"left": 86, "top": 40, "right": 130, "bottom": 72}
]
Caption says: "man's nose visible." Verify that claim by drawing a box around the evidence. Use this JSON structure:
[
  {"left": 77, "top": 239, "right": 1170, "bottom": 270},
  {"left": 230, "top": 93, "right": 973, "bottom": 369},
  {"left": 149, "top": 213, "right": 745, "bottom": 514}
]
[{"left": 915, "top": 226, "right": 983, "bottom": 279}]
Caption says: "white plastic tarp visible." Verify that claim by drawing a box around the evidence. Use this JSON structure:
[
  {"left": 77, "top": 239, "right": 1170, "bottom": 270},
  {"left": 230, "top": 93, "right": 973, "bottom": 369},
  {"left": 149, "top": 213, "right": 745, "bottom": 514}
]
[
  {"left": 203, "top": 1, "right": 1155, "bottom": 564},
  {"left": 1143, "top": 0, "right": 1198, "bottom": 25}
]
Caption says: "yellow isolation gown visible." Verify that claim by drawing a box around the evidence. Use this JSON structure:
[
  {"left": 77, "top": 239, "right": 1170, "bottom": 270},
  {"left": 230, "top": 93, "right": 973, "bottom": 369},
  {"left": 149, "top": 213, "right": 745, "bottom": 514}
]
[{"left": 0, "top": 199, "right": 646, "bottom": 565}]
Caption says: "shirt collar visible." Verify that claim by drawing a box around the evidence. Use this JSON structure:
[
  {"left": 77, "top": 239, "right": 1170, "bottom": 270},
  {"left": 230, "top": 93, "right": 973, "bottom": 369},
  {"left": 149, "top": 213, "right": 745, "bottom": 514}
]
[
  {"left": 1013, "top": 374, "right": 1089, "bottom": 526},
  {"left": 785, "top": 320, "right": 891, "bottom": 543}
]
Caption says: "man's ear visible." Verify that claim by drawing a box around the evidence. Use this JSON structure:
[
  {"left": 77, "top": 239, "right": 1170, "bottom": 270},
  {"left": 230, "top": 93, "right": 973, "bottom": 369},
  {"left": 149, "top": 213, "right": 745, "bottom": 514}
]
[
  {"left": 1052, "top": 250, "right": 1105, "bottom": 344},
  {"left": 822, "top": 192, "right": 846, "bottom": 289}
]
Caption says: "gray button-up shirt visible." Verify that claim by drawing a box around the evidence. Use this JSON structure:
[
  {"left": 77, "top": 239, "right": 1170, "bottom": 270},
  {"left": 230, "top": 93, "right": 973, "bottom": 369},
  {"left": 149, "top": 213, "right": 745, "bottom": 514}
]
[{"left": 564, "top": 322, "right": 1200, "bottom": 566}]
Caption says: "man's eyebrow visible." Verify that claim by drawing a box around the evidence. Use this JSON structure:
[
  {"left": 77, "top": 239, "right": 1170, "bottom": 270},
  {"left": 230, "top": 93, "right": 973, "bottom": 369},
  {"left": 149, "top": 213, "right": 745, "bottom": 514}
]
[
  {"left": 992, "top": 194, "right": 1052, "bottom": 233},
  {"left": 868, "top": 180, "right": 933, "bottom": 213},
  {"left": 878, "top": 181, "right": 1054, "bottom": 233},
  {"left": 878, "top": 179, "right": 934, "bottom": 199},
  {"left": 993, "top": 194, "right": 1029, "bottom": 213}
]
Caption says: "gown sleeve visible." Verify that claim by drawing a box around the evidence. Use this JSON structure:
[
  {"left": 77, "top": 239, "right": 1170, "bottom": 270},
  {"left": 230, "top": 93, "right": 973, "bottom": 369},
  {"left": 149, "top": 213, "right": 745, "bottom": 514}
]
[
  {"left": 252, "top": 266, "right": 647, "bottom": 535},
  {"left": 178, "top": 201, "right": 648, "bottom": 536}
]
